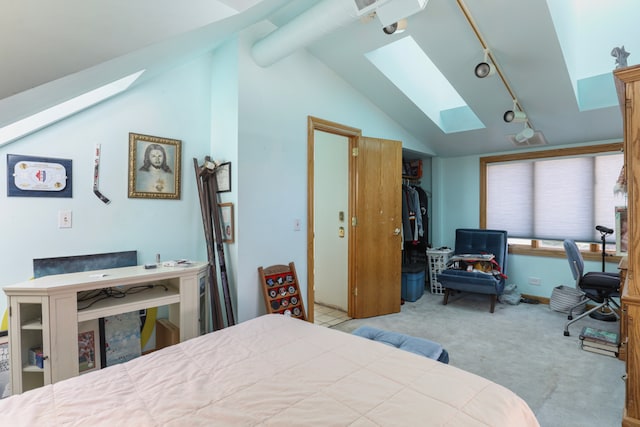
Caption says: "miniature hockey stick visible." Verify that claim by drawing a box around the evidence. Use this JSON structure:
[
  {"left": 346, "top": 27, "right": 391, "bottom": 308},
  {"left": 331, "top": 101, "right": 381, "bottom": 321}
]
[{"left": 93, "top": 144, "right": 110, "bottom": 204}]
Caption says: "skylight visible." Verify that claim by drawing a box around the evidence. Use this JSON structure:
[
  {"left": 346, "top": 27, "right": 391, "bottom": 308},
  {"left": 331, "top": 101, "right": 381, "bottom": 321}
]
[
  {"left": 0, "top": 70, "right": 145, "bottom": 146},
  {"left": 365, "top": 36, "right": 483, "bottom": 134},
  {"left": 546, "top": 0, "right": 639, "bottom": 111}
]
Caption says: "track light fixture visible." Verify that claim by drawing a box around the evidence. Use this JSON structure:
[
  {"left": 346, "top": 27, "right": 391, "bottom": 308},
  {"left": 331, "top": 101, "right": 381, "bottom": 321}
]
[
  {"left": 504, "top": 110, "right": 526, "bottom": 123},
  {"left": 474, "top": 49, "right": 495, "bottom": 78},
  {"left": 458, "top": 0, "right": 539, "bottom": 142},
  {"left": 503, "top": 99, "right": 527, "bottom": 123},
  {"left": 515, "top": 124, "right": 535, "bottom": 143},
  {"left": 382, "top": 18, "right": 408, "bottom": 35}
]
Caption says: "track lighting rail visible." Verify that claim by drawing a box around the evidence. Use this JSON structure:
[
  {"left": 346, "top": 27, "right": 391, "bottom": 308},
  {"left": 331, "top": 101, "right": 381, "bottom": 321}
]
[{"left": 457, "top": 0, "right": 534, "bottom": 131}]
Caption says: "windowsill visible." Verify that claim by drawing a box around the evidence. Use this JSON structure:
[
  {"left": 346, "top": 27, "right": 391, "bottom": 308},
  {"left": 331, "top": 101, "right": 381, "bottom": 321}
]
[{"left": 508, "top": 244, "right": 623, "bottom": 264}]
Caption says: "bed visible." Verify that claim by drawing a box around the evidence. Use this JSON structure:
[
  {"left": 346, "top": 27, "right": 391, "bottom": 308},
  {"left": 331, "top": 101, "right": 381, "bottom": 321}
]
[{"left": 0, "top": 314, "right": 539, "bottom": 426}]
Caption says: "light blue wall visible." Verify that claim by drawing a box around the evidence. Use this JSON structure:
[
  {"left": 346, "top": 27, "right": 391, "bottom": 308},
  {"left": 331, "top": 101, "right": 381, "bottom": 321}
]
[
  {"left": 209, "top": 38, "right": 240, "bottom": 322},
  {"left": 432, "top": 144, "right": 621, "bottom": 299},
  {"left": 232, "top": 22, "right": 431, "bottom": 322},
  {"left": 432, "top": 155, "right": 480, "bottom": 247},
  {"left": 0, "top": 23, "right": 435, "bottom": 326},
  {"left": 11, "top": 19, "right": 615, "bottom": 324},
  {"left": 0, "top": 57, "right": 214, "bottom": 319}
]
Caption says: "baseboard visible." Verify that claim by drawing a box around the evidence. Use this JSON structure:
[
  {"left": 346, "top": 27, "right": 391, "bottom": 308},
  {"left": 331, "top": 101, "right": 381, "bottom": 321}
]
[
  {"left": 521, "top": 294, "right": 549, "bottom": 305},
  {"left": 520, "top": 293, "right": 621, "bottom": 316}
]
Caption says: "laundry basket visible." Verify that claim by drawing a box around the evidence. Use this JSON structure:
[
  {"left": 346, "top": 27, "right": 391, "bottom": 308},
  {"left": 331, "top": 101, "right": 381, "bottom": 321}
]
[
  {"left": 427, "top": 248, "right": 453, "bottom": 295},
  {"left": 549, "top": 285, "right": 586, "bottom": 314}
]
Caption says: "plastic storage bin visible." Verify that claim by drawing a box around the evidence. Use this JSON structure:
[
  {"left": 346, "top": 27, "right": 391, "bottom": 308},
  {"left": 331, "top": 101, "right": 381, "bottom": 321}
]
[
  {"left": 402, "top": 265, "right": 426, "bottom": 302},
  {"left": 427, "top": 248, "right": 454, "bottom": 295}
]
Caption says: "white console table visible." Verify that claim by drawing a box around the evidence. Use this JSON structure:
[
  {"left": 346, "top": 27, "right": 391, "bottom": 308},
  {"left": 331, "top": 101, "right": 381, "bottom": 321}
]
[{"left": 4, "top": 262, "right": 208, "bottom": 394}]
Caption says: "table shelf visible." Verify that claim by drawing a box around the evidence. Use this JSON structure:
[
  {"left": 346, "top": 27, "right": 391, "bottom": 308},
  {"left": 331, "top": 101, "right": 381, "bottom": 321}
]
[
  {"left": 77, "top": 286, "right": 180, "bottom": 323},
  {"left": 5, "top": 263, "right": 207, "bottom": 394}
]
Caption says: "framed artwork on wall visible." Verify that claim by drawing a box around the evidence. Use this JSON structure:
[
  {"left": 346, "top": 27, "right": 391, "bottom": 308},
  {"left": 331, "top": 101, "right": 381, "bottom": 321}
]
[
  {"left": 128, "top": 133, "right": 181, "bottom": 199},
  {"left": 7, "top": 154, "right": 72, "bottom": 198}
]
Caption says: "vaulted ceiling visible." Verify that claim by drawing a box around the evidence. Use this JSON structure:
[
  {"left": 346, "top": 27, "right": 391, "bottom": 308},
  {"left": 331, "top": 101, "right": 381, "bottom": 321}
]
[{"left": 0, "top": 0, "right": 632, "bottom": 157}]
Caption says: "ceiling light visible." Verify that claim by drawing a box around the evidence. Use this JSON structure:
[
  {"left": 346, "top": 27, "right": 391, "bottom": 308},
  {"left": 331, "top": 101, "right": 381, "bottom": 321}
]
[
  {"left": 474, "top": 50, "right": 495, "bottom": 78},
  {"left": 383, "top": 18, "right": 408, "bottom": 34},
  {"left": 353, "top": 0, "right": 385, "bottom": 16},
  {"left": 458, "top": 0, "right": 538, "bottom": 137},
  {"left": 504, "top": 110, "right": 527, "bottom": 123},
  {"left": 376, "top": 0, "right": 428, "bottom": 27},
  {"left": 515, "top": 125, "right": 535, "bottom": 143},
  {"left": 503, "top": 100, "right": 527, "bottom": 123}
]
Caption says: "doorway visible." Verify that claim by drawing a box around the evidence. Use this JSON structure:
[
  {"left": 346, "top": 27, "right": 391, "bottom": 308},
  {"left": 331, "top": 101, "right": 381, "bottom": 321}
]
[
  {"left": 313, "top": 130, "right": 350, "bottom": 324},
  {"left": 307, "top": 116, "right": 402, "bottom": 323}
]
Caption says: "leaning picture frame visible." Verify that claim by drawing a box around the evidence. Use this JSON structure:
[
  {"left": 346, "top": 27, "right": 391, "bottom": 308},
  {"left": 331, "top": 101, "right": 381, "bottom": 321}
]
[
  {"left": 78, "top": 319, "right": 101, "bottom": 374},
  {"left": 128, "top": 133, "right": 181, "bottom": 199},
  {"left": 220, "top": 202, "right": 234, "bottom": 243},
  {"left": 215, "top": 162, "right": 231, "bottom": 193}
]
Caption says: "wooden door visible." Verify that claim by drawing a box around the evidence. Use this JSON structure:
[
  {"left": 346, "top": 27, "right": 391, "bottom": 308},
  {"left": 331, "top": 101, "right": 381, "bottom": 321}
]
[{"left": 350, "top": 136, "right": 402, "bottom": 318}]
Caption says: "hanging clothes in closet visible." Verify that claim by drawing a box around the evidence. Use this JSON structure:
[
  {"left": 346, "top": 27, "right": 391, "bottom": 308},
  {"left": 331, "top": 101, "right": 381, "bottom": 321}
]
[{"left": 402, "top": 182, "right": 429, "bottom": 264}]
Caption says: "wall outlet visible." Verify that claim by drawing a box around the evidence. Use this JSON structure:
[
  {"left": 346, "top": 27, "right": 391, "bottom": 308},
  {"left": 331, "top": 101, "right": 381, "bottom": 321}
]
[
  {"left": 58, "top": 210, "right": 72, "bottom": 228},
  {"left": 528, "top": 277, "right": 541, "bottom": 286}
]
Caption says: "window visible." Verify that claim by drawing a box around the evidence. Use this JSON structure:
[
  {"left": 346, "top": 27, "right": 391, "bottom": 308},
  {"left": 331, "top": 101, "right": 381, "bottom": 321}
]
[{"left": 481, "top": 143, "right": 624, "bottom": 250}]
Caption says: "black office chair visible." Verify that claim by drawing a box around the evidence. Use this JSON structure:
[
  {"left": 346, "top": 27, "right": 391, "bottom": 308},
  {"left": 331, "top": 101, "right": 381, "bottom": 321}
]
[{"left": 562, "top": 239, "right": 620, "bottom": 336}]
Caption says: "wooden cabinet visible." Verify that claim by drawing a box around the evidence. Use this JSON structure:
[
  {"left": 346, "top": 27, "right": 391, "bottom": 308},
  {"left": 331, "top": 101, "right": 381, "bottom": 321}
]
[
  {"left": 4, "top": 262, "right": 207, "bottom": 394},
  {"left": 615, "top": 65, "right": 640, "bottom": 426}
]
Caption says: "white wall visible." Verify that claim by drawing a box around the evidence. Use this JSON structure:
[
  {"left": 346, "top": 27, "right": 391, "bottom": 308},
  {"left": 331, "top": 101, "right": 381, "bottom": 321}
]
[{"left": 0, "top": 56, "right": 214, "bottom": 324}]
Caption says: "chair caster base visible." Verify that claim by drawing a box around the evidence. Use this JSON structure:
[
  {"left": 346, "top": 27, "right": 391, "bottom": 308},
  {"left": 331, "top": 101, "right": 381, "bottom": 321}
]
[
  {"left": 564, "top": 330, "right": 570, "bottom": 336},
  {"left": 589, "top": 311, "right": 617, "bottom": 322},
  {"left": 568, "top": 315, "right": 573, "bottom": 320}
]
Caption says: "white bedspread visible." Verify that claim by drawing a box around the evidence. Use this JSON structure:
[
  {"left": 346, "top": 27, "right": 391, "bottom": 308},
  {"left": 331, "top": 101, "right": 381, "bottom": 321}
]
[{"left": 0, "top": 314, "right": 539, "bottom": 426}]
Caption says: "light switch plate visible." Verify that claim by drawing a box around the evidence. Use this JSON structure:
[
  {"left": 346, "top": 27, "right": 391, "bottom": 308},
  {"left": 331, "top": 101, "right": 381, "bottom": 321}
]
[{"left": 58, "top": 210, "right": 72, "bottom": 228}]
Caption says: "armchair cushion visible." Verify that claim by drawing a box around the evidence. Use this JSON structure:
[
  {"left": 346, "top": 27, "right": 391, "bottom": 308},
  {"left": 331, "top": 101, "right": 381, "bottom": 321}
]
[{"left": 436, "top": 269, "right": 506, "bottom": 295}]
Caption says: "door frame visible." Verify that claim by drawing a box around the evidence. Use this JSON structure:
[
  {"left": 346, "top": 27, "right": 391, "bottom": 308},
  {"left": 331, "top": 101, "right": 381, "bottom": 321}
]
[{"left": 307, "top": 116, "right": 361, "bottom": 323}]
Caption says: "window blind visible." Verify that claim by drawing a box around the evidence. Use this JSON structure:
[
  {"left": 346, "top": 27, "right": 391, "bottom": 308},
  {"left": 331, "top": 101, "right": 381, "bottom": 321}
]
[{"left": 486, "top": 153, "right": 624, "bottom": 243}]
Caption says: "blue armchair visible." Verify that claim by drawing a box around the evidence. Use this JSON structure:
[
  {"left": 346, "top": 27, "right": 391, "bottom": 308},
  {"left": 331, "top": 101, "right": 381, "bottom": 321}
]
[{"left": 437, "top": 228, "right": 508, "bottom": 313}]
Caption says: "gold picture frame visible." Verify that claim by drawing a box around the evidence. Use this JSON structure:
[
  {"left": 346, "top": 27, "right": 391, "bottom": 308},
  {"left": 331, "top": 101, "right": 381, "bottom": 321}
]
[
  {"left": 128, "top": 133, "right": 181, "bottom": 199},
  {"left": 220, "top": 202, "right": 234, "bottom": 243}
]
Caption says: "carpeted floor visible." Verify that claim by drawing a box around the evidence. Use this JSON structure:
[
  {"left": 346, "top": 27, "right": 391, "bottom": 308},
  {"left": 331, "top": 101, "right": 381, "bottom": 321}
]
[{"left": 330, "top": 291, "right": 624, "bottom": 427}]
